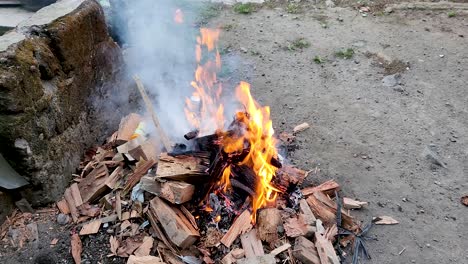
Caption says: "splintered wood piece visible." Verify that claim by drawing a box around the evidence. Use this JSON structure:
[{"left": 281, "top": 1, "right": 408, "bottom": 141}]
[
  {"left": 180, "top": 205, "right": 198, "bottom": 230},
  {"left": 312, "top": 192, "right": 355, "bottom": 230},
  {"left": 70, "top": 183, "right": 83, "bottom": 207},
  {"left": 146, "top": 211, "right": 178, "bottom": 253},
  {"left": 64, "top": 188, "right": 79, "bottom": 222},
  {"left": 306, "top": 196, "right": 336, "bottom": 226},
  {"left": 240, "top": 229, "right": 264, "bottom": 258},
  {"left": 77, "top": 203, "right": 101, "bottom": 217},
  {"left": 56, "top": 199, "right": 70, "bottom": 215},
  {"left": 299, "top": 199, "right": 316, "bottom": 225},
  {"left": 116, "top": 113, "right": 142, "bottom": 144},
  {"left": 270, "top": 243, "right": 291, "bottom": 256},
  {"left": 135, "top": 138, "right": 159, "bottom": 162},
  {"left": 133, "top": 75, "right": 173, "bottom": 152},
  {"left": 140, "top": 176, "right": 194, "bottom": 204},
  {"left": 284, "top": 216, "right": 315, "bottom": 238},
  {"left": 106, "top": 166, "right": 123, "bottom": 189},
  {"left": 257, "top": 208, "right": 281, "bottom": 243},
  {"left": 79, "top": 219, "right": 102, "bottom": 235},
  {"left": 343, "top": 197, "right": 368, "bottom": 209},
  {"left": 301, "top": 180, "right": 340, "bottom": 196},
  {"left": 134, "top": 236, "right": 154, "bottom": 257},
  {"left": 156, "top": 153, "right": 209, "bottom": 181},
  {"left": 324, "top": 225, "right": 338, "bottom": 242},
  {"left": 277, "top": 165, "right": 308, "bottom": 186},
  {"left": 293, "top": 122, "right": 310, "bottom": 134},
  {"left": 149, "top": 197, "right": 199, "bottom": 248},
  {"left": 373, "top": 216, "right": 399, "bottom": 225},
  {"left": 123, "top": 159, "right": 157, "bottom": 194},
  {"left": 315, "top": 233, "right": 340, "bottom": 264},
  {"left": 127, "top": 255, "right": 164, "bottom": 264},
  {"left": 116, "top": 191, "right": 122, "bottom": 220},
  {"left": 78, "top": 164, "right": 110, "bottom": 203},
  {"left": 292, "top": 236, "right": 320, "bottom": 264},
  {"left": 220, "top": 210, "right": 252, "bottom": 248},
  {"left": 71, "top": 233, "right": 82, "bottom": 264}
]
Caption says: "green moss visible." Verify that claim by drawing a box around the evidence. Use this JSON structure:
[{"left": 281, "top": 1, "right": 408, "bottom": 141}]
[
  {"left": 234, "top": 3, "right": 255, "bottom": 14},
  {"left": 286, "top": 3, "right": 301, "bottom": 14},
  {"left": 448, "top": 11, "right": 456, "bottom": 18},
  {"left": 286, "top": 38, "right": 310, "bottom": 51}
]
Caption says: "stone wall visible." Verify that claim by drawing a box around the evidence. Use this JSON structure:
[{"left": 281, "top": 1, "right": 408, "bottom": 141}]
[{"left": 0, "top": 0, "right": 127, "bottom": 212}]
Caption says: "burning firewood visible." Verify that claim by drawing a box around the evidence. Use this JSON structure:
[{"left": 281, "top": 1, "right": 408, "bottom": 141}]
[
  {"left": 301, "top": 180, "right": 340, "bottom": 196},
  {"left": 155, "top": 153, "right": 209, "bottom": 182}
]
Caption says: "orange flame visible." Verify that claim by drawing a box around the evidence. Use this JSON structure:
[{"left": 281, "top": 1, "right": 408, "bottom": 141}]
[
  {"left": 185, "top": 28, "right": 279, "bottom": 223},
  {"left": 174, "top": 9, "right": 184, "bottom": 24}
]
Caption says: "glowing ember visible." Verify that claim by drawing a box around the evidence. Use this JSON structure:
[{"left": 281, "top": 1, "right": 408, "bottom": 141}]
[{"left": 185, "top": 28, "right": 280, "bottom": 223}]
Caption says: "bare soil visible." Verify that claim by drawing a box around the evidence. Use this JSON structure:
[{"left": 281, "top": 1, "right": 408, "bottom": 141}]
[
  {"left": 209, "top": 2, "right": 468, "bottom": 264},
  {"left": 1, "top": 2, "right": 467, "bottom": 264}
]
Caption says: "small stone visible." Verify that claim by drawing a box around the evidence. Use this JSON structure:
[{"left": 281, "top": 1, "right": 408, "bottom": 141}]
[
  {"left": 337, "top": 17, "right": 344, "bottom": 22},
  {"left": 411, "top": 260, "right": 416, "bottom": 263},
  {"left": 439, "top": 54, "right": 445, "bottom": 58},
  {"left": 426, "top": 243, "right": 431, "bottom": 247},
  {"left": 29, "top": 65, "right": 37, "bottom": 72},
  {"left": 382, "top": 74, "right": 401, "bottom": 87},
  {"left": 402, "top": 197, "right": 407, "bottom": 202},
  {"left": 240, "top": 47, "right": 248, "bottom": 53},
  {"left": 106, "top": 229, "right": 114, "bottom": 234},
  {"left": 56, "top": 214, "right": 69, "bottom": 225},
  {"left": 354, "top": 60, "right": 360, "bottom": 64}
]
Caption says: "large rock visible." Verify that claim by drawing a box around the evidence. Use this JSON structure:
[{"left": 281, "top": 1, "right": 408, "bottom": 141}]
[{"left": 0, "top": 0, "right": 126, "bottom": 206}]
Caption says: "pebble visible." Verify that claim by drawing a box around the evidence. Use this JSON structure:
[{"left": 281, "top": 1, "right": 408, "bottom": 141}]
[
  {"left": 240, "top": 47, "right": 248, "bottom": 53},
  {"left": 439, "top": 54, "right": 445, "bottom": 58},
  {"left": 382, "top": 74, "right": 401, "bottom": 87},
  {"left": 56, "top": 213, "right": 69, "bottom": 225}
]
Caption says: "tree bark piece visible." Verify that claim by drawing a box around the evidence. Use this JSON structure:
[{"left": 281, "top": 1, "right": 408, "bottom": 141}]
[
  {"left": 240, "top": 229, "right": 264, "bottom": 258},
  {"left": 134, "top": 236, "right": 154, "bottom": 257},
  {"left": 301, "top": 180, "right": 340, "bottom": 196},
  {"left": 256, "top": 208, "right": 281, "bottom": 244},
  {"left": 71, "top": 233, "right": 82, "bottom": 264},
  {"left": 149, "top": 197, "right": 199, "bottom": 248},
  {"left": 293, "top": 122, "right": 310, "bottom": 134},
  {"left": 315, "top": 233, "right": 340, "bottom": 264},
  {"left": 292, "top": 236, "right": 320, "bottom": 264},
  {"left": 373, "top": 216, "right": 399, "bottom": 225},
  {"left": 78, "top": 164, "right": 110, "bottom": 203},
  {"left": 306, "top": 195, "right": 336, "bottom": 226},
  {"left": 220, "top": 210, "right": 252, "bottom": 248},
  {"left": 56, "top": 199, "right": 70, "bottom": 215}
]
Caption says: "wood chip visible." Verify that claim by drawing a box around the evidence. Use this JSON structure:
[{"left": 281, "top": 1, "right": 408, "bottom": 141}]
[
  {"left": 293, "top": 122, "right": 310, "bottom": 134},
  {"left": 50, "top": 238, "right": 59, "bottom": 245},
  {"left": 78, "top": 164, "right": 110, "bottom": 203},
  {"left": 292, "top": 236, "right": 320, "bottom": 264},
  {"left": 373, "top": 216, "right": 399, "bottom": 225},
  {"left": 257, "top": 208, "right": 281, "bottom": 243},
  {"left": 220, "top": 210, "right": 252, "bottom": 248},
  {"left": 64, "top": 187, "right": 79, "bottom": 223},
  {"left": 127, "top": 255, "right": 164, "bottom": 264},
  {"left": 71, "top": 233, "right": 82, "bottom": 264},
  {"left": 315, "top": 232, "right": 340, "bottom": 264},
  {"left": 56, "top": 199, "right": 70, "bottom": 215},
  {"left": 110, "top": 236, "right": 119, "bottom": 256},
  {"left": 343, "top": 197, "right": 368, "bottom": 209},
  {"left": 134, "top": 236, "right": 154, "bottom": 257},
  {"left": 270, "top": 243, "right": 291, "bottom": 256},
  {"left": 79, "top": 219, "right": 102, "bottom": 235}
]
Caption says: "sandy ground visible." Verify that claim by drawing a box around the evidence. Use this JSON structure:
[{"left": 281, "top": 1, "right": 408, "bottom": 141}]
[
  {"left": 1, "top": 2, "right": 467, "bottom": 264},
  {"left": 209, "top": 3, "right": 468, "bottom": 264}
]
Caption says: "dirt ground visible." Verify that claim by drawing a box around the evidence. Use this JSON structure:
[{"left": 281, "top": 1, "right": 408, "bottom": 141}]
[
  {"left": 1, "top": 1, "right": 467, "bottom": 264},
  {"left": 209, "top": 2, "right": 468, "bottom": 264}
]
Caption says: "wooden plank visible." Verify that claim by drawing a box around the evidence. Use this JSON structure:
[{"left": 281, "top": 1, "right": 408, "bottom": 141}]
[
  {"left": 116, "top": 191, "right": 122, "bottom": 220},
  {"left": 149, "top": 197, "right": 199, "bottom": 249},
  {"left": 115, "top": 113, "right": 142, "bottom": 144},
  {"left": 270, "top": 243, "right": 291, "bottom": 256},
  {"left": 315, "top": 233, "right": 340, "bottom": 264},
  {"left": 220, "top": 210, "right": 252, "bottom": 248},
  {"left": 312, "top": 192, "right": 355, "bottom": 230},
  {"left": 292, "top": 236, "right": 320, "bottom": 264},
  {"left": 301, "top": 180, "right": 340, "bottom": 196},
  {"left": 70, "top": 183, "right": 83, "bottom": 207},
  {"left": 305, "top": 195, "right": 336, "bottom": 226},
  {"left": 146, "top": 210, "right": 178, "bottom": 253},
  {"left": 299, "top": 199, "right": 316, "bottom": 225},
  {"left": 140, "top": 176, "right": 194, "bottom": 204},
  {"left": 240, "top": 229, "right": 264, "bottom": 258},
  {"left": 78, "top": 164, "right": 110, "bottom": 203},
  {"left": 56, "top": 199, "right": 70, "bottom": 215},
  {"left": 155, "top": 153, "right": 209, "bottom": 181},
  {"left": 64, "top": 187, "right": 79, "bottom": 223},
  {"left": 106, "top": 166, "right": 123, "bottom": 189},
  {"left": 257, "top": 208, "right": 281, "bottom": 243},
  {"left": 79, "top": 219, "right": 102, "bottom": 235}
]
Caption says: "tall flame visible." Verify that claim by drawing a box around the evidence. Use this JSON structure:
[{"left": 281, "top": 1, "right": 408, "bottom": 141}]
[{"left": 185, "top": 28, "right": 279, "bottom": 223}]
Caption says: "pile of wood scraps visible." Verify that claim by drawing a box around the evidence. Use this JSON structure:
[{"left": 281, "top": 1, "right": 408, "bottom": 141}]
[{"left": 52, "top": 113, "right": 397, "bottom": 264}]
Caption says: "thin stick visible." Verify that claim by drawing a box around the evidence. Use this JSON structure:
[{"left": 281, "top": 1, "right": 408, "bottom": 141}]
[{"left": 133, "top": 75, "right": 173, "bottom": 152}]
